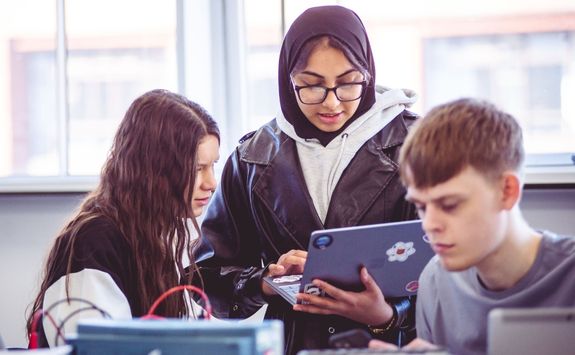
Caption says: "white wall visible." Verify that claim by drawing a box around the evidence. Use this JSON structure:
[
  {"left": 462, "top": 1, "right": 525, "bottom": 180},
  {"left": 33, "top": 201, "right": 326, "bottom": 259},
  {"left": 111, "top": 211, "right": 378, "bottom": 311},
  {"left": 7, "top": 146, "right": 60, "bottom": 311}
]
[{"left": 1, "top": 188, "right": 574, "bottom": 348}]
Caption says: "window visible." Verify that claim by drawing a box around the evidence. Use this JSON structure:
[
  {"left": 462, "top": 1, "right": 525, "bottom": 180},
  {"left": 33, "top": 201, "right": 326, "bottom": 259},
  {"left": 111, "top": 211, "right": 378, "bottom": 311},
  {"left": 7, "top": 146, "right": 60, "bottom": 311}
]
[
  {"left": 241, "top": 0, "right": 575, "bottom": 184},
  {"left": 2, "top": 0, "right": 574, "bottom": 191},
  {"left": 0, "top": 0, "right": 177, "bottom": 187}
]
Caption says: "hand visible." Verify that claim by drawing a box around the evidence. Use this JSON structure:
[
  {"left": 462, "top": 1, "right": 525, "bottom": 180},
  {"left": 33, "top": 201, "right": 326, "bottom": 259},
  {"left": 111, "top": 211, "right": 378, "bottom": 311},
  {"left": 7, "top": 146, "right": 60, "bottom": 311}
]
[
  {"left": 401, "top": 338, "right": 440, "bottom": 351},
  {"left": 368, "top": 339, "right": 400, "bottom": 350},
  {"left": 261, "top": 249, "right": 307, "bottom": 296},
  {"left": 292, "top": 267, "right": 394, "bottom": 325}
]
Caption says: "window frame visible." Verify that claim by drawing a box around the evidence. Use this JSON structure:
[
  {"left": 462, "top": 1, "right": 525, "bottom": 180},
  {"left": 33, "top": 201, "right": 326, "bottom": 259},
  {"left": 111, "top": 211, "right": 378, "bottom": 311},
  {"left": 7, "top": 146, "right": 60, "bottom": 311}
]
[{"left": 1, "top": 0, "right": 574, "bottom": 193}]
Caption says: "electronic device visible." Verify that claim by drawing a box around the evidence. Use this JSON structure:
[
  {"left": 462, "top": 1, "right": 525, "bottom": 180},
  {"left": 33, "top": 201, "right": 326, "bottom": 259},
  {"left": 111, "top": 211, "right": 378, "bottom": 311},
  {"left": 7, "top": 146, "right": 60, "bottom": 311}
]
[
  {"left": 488, "top": 307, "right": 575, "bottom": 355},
  {"left": 263, "top": 220, "right": 434, "bottom": 305},
  {"left": 68, "top": 318, "right": 283, "bottom": 355},
  {"left": 328, "top": 329, "right": 372, "bottom": 349}
]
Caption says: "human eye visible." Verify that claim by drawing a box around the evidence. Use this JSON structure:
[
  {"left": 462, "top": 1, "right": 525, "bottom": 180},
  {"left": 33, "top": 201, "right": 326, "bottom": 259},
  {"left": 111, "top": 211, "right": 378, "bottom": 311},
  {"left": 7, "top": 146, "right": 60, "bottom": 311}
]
[
  {"left": 338, "top": 83, "right": 361, "bottom": 91},
  {"left": 439, "top": 201, "right": 459, "bottom": 213},
  {"left": 296, "top": 83, "right": 323, "bottom": 92},
  {"left": 414, "top": 202, "right": 426, "bottom": 213}
]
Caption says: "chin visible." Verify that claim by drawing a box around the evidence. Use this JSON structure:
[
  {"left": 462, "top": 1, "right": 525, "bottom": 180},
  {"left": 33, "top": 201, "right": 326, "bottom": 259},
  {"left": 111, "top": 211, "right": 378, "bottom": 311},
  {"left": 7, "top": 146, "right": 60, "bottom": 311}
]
[
  {"left": 439, "top": 258, "right": 472, "bottom": 272},
  {"left": 315, "top": 123, "right": 344, "bottom": 133},
  {"left": 191, "top": 207, "right": 203, "bottom": 218}
]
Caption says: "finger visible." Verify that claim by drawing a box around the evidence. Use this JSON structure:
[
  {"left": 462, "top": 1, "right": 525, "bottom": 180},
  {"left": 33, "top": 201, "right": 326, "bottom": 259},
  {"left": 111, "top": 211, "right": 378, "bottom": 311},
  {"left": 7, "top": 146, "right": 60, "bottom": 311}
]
[
  {"left": 311, "top": 279, "right": 351, "bottom": 303},
  {"left": 286, "top": 249, "right": 308, "bottom": 258},
  {"left": 360, "top": 267, "right": 380, "bottom": 294},
  {"left": 277, "top": 252, "right": 306, "bottom": 268},
  {"left": 280, "top": 249, "right": 307, "bottom": 261},
  {"left": 295, "top": 292, "right": 337, "bottom": 309},
  {"left": 292, "top": 302, "right": 333, "bottom": 315},
  {"left": 267, "top": 264, "right": 285, "bottom": 276},
  {"left": 402, "top": 338, "right": 439, "bottom": 350},
  {"left": 368, "top": 339, "right": 399, "bottom": 350},
  {"left": 282, "top": 254, "right": 307, "bottom": 267}
]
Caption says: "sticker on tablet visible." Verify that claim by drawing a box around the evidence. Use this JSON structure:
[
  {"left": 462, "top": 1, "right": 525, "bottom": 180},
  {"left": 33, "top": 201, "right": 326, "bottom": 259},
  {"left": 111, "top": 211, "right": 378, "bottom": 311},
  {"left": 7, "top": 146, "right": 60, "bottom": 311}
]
[
  {"left": 303, "top": 283, "right": 325, "bottom": 297},
  {"left": 312, "top": 234, "right": 333, "bottom": 249},
  {"left": 386, "top": 241, "right": 415, "bottom": 262},
  {"left": 272, "top": 275, "right": 302, "bottom": 283},
  {"left": 405, "top": 280, "right": 419, "bottom": 293}
]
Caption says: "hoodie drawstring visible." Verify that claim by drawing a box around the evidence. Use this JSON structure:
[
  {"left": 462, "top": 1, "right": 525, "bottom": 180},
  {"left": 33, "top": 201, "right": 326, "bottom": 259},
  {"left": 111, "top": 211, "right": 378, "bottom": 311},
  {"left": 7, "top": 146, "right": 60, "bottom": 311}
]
[{"left": 326, "top": 133, "right": 349, "bottom": 200}]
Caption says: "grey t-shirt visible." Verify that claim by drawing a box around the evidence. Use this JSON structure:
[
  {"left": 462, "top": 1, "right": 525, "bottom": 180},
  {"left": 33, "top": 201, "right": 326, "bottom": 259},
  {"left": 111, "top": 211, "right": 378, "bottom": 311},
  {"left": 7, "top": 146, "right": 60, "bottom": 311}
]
[{"left": 416, "top": 231, "right": 575, "bottom": 355}]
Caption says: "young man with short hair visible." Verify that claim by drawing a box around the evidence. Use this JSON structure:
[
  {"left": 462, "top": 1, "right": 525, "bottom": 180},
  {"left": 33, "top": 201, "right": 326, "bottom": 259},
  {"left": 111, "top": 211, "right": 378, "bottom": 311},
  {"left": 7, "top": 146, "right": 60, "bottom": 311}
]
[{"left": 371, "top": 98, "right": 575, "bottom": 354}]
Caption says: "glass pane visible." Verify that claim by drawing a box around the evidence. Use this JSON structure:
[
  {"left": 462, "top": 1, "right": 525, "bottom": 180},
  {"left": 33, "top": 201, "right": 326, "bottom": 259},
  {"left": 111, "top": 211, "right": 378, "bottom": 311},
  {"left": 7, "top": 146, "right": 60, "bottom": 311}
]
[
  {"left": 254, "top": 0, "right": 575, "bottom": 161},
  {"left": 423, "top": 32, "right": 575, "bottom": 154},
  {"left": 243, "top": 0, "right": 283, "bottom": 132},
  {"left": 342, "top": 0, "right": 575, "bottom": 157},
  {"left": 0, "top": 1, "right": 58, "bottom": 177},
  {"left": 66, "top": 0, "right": 177, "bottom": 175}
]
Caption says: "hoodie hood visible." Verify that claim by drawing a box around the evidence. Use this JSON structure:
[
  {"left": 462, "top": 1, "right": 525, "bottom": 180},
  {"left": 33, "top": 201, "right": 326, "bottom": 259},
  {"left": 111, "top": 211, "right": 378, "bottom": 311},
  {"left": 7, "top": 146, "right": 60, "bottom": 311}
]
[
  {"left": 277, "top": 86, "right": 417, "bottom": 147},
  {"left": 276, "top": 86, "right": 417, "bottom": 223}
]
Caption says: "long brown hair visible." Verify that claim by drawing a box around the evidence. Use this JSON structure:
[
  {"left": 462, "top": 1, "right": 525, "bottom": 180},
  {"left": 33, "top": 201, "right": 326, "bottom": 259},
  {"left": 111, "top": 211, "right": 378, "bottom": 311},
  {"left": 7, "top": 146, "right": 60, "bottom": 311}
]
[{"left": 27, "top": 89, "right": 219, "bottom": 334}]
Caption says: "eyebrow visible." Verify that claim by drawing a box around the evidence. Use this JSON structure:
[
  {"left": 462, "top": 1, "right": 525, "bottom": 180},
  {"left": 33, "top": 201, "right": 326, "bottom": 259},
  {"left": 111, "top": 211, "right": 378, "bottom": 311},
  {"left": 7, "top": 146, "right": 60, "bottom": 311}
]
[
  {"left": 297, "top": 69, "right": 360, "bottom": 79},
  {"left": 406, "top": 194, "right": 462, "bottom": 205}
]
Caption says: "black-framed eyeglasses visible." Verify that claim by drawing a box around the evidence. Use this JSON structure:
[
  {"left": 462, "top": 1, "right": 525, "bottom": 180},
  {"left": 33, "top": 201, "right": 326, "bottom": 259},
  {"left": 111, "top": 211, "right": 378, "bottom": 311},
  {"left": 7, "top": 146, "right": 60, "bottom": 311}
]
[{"left": 293, "top": 81, "right": 367, "bottom": 105}]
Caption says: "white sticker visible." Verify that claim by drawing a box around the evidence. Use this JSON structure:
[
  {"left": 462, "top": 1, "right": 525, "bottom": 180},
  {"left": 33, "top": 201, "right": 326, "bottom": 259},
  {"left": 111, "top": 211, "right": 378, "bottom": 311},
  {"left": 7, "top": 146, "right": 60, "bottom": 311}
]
[
  {"left": 272, "top": 274, "right": 302, "bottom": 283},
  {"left": 386, "top": 241, "right": 415, "bottom": 262}
]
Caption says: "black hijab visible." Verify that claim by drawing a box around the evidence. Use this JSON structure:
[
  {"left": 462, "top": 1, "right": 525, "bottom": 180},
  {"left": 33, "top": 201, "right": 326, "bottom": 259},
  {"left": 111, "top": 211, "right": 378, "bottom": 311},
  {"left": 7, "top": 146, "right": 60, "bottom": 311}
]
[{"left": 278, "top": 5, "right": 376, "bottom": 146}]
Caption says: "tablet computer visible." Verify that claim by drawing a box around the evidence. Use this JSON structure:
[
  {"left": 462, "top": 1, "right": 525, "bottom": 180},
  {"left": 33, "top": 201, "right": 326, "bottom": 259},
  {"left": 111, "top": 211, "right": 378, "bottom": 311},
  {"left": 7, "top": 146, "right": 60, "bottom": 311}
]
[{"left": 264, "top": 220, "right": 434, "bottom": 305}]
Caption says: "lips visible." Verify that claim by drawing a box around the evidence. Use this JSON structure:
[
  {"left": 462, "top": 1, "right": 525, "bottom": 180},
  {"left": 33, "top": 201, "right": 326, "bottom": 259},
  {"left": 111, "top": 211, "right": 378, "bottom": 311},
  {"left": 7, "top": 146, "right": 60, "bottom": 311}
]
[
  {"left": 318, "top": 112, "right": 342, "bottom": 124},
  {"left": 194, "top": 197, "right": 211, "bottom": 206},
  {"left": 432, "top": 242, "right": 454, "bottom": 254}
]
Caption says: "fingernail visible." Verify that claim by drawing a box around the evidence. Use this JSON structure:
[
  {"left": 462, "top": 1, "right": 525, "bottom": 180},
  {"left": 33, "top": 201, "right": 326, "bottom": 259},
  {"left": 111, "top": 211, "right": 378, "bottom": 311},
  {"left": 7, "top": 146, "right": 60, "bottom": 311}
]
[{"left": 362, "top": 268, "right": 369, "bottom": 278}]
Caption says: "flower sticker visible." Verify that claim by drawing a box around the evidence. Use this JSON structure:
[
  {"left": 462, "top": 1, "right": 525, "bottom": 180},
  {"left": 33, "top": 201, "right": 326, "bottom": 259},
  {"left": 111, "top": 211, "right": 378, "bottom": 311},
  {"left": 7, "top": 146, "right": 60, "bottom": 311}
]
[{"left": 386, "top": 241, "right": 415, "bottom": 262}]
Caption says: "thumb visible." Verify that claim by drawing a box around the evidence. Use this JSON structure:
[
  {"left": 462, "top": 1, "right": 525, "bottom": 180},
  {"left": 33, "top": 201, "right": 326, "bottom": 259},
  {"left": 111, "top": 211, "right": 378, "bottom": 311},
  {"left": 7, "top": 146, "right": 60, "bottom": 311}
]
[
  {"left": 268, "top": 264, "right": 286, "bottom": 276},
  {"left": 361, "top": 267, "right": 378, "bottom": 292}
]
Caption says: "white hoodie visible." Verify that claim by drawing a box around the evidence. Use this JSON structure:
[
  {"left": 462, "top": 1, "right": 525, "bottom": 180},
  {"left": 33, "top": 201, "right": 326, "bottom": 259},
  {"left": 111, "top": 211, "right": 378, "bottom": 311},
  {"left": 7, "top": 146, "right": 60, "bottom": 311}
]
[{"left": 276, "top": 86, "right": 417, "bottom": 223}]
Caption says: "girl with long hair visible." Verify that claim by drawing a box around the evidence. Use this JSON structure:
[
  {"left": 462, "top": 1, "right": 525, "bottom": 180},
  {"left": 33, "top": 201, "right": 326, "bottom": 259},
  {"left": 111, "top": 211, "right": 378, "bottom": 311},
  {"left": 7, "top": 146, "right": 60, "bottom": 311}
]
[{"left": 27, "top": 89, "right": 219, "bottom": 347}]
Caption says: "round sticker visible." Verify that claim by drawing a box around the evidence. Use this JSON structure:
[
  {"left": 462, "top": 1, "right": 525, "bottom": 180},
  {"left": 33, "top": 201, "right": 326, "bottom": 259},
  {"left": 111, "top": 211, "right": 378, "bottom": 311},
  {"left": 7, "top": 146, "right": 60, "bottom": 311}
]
[
  {"left": 312, "top": 234, "right": 333, "bottom": 249},
  {"left": 423, "top": 234, "right": 431, "bottom": 243},
  {"left": 405, "top": 280, "right": 419, "bottom": 293}
]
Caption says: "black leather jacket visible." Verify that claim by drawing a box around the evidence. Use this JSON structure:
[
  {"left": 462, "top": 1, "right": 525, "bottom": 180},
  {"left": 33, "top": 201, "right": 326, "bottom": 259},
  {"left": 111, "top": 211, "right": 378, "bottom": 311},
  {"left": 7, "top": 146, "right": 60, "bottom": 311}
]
[{"left": 195, "top": 110, "right": 419, "bottom": 354}]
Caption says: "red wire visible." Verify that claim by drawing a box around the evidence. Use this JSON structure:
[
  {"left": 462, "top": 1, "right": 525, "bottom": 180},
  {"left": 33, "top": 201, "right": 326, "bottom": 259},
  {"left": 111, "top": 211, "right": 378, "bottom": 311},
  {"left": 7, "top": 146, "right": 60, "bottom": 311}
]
[
  {"left": 29, "top": 310, "right": 40, "bottom": 349},
  {"left": 29, "top": 309, "right": 69, "bottom": 348},
  {"left": 144, "top": 285, "right": 212, "bottom": 320},
  {"left": 29, "top": 286, "right": 212, "bottom": 348}
]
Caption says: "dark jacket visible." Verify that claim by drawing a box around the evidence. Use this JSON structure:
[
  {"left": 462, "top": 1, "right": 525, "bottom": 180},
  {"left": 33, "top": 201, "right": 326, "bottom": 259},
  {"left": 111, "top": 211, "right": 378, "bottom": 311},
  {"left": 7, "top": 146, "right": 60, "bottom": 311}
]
[{"left": 195, "top": 110, "right": 419, "bottom": 354}]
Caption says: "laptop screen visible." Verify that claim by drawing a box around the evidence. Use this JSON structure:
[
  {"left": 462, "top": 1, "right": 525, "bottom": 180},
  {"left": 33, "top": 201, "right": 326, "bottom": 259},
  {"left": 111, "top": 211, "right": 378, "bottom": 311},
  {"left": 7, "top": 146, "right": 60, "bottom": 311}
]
[{"left": 488, "top": 307, "right": 575, "bottom": 355}]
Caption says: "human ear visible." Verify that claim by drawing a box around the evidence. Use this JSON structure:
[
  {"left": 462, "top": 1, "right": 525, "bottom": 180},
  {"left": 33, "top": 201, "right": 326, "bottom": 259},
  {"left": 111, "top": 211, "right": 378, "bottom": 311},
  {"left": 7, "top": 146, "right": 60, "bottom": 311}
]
[{"left": 500, "top": 172, "right": 521, "bottom": 210}]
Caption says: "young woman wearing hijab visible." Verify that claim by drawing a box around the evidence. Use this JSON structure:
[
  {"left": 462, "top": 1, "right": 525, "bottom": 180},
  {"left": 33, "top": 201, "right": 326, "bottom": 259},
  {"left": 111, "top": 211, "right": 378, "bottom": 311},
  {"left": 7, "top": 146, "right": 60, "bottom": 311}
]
[
  {"left": 195, "top": 5, "right": 418, "bottom": 353},
  {"left": 26, "top": 89, "right": 220, "bottom": 348}
]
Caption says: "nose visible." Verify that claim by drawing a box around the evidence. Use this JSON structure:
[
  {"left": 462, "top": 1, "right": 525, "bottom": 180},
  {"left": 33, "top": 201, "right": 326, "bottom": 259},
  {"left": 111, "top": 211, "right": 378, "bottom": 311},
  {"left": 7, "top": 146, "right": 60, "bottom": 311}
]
[
  {"left": 322, "top": 89, "right": 340, "bottom": 109},
  {"left": 201, "top": 167, "right": 217, "bottom": 191},
  {"left": 421, "top": 205, "right": 442, "bottom": 236}
]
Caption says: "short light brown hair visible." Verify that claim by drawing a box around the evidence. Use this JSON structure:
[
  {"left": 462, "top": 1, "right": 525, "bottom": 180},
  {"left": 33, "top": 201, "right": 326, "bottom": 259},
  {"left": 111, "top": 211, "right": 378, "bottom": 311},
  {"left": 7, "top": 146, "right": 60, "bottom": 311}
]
[{"left": 399, "top": 98, "right": 524, "bottom": 188}]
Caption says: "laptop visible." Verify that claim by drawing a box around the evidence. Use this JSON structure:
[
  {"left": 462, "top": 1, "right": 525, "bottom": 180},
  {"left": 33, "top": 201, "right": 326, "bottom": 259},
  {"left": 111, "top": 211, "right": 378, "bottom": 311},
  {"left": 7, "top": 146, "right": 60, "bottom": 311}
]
[
  {"left": 69, "top": 318, "right": 283, "bottom": 355},
  {"left": 488, "top": 307, "right": 575, "bottom": 355},
  {"left": 263, "top": 220, "right": 434, "bottom": 305}
]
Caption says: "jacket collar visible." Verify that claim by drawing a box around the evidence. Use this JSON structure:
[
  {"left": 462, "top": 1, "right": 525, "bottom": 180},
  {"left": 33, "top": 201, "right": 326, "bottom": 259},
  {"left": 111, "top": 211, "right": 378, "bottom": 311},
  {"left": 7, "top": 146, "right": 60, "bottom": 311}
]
[{"left": 241, "top": 113, "right": 409, "bottom": 241}]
